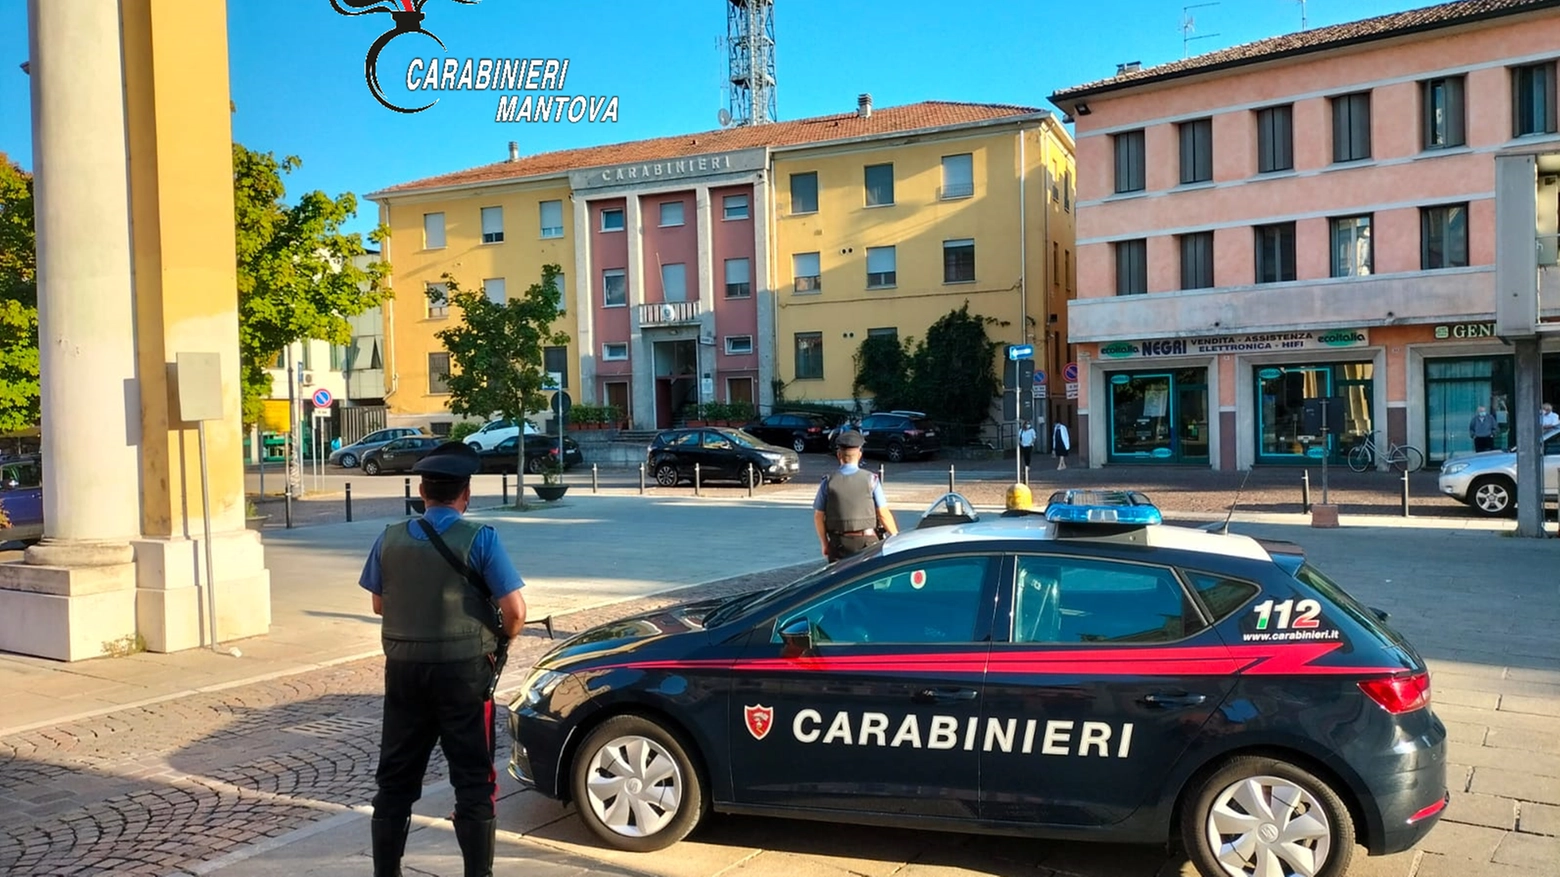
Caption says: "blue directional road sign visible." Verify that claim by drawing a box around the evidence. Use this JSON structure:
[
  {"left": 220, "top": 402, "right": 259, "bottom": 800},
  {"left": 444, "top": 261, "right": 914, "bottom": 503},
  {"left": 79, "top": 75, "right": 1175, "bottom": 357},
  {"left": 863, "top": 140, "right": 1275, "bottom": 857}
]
[{"left": 1007, "top": 344, "right": 1034, "bottom": 361}]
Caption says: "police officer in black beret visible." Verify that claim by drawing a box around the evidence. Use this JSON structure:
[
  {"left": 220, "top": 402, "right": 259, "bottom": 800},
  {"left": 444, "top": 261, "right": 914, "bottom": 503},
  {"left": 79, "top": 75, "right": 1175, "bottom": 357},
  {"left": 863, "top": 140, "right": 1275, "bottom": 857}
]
[
  {"left": 358, "top": 441, "right": 527, "bottom": 877},
  {"left": 813, "top": 430, "right": 898, "bottom": 562}
]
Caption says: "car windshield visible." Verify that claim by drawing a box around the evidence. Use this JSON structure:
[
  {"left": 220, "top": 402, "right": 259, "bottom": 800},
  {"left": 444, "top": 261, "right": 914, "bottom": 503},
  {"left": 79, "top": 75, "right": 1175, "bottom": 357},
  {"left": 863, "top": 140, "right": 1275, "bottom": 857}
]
[
  {"left": 725, "top": 430, "right": 765, "bottom": 449},
  {"left": 703, "top": 562, "right": 845, "bottom": 628}
]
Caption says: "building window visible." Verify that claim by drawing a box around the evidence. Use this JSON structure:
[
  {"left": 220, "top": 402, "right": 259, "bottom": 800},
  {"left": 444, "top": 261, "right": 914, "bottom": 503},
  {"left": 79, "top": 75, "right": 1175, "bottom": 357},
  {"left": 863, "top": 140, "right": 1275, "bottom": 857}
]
[
  {"left": 603, "top": 269, "right": 626, "bottom": 307},
  {"left": 864, "top": 163, "right": 895, "bottom": 206},
  {"left": 1063, "top": 170, "right": 1072, "bottom": 212},
  {"left": 427, "top": 353, "right": 451, "bottom": 394},
  {"left": 1179, "top": 232, "right": 1214, "bottom": 290},
  {"left": 659, "top": 201, "right": 684, "bottom": 227},
  {"left": 1113, "top": 130, "right": 1145, "bottom": 193},
  {"left": 1114, "top": 239, "right": 1147, "bottom": 295},
  {"left": 1330, "top": 216, "right": 1373, "bottom": 277},
  {"left": 329, "top": 344, "right": 345, "bottom": 372},
  {"left": 867, "top": 327, "right": 898, "bottom": 340},
  {"left": 425, "top": 282, "right": 448, "bottom": 318},
  {"left": 1512, "top": 62, "right": 1557, "bottom": 136},
  {"left": 661, "top": 262, "right": 687, "bottom": 302},
  {"left": 725, "top": 335, "right": 754, "bottom": 355},
  {"left": 794, "top": 332, "right": 823, "bottom": 380},
  {"left": 1254, "top": 223, "right": 1297, "bottom": 283},
  {"left": 539, "top": 200, "right": 564, "bottom": 238},
  {"left": 1178, "top": 118, "right": 1213, "bottom": 185},
  {"left": 543, "top": 345, "right": 569, "bottom": 388},
  {"left": 724, "top": 258, "right": 751, "bottom": 298},
  {"left": 600, "top": 208, "right": 625, "bottom": 232},
  {"left": 943, "top": 238, "right": 975, "bottom": 283},
  {"left": 550, "top": 271, "right": 566, "bottom": 313},
  {"left": 1256, "top": 105, "right": 1294, "bottom": 173},
  {"left": 722, "top": 194, "right": 749, "bottom": 220},
  {"left": 423, "top": 212, "right": 446, "bottom": 249},
  {"left": 480, "top": 206, "right": 504, "bottom": 243},
  {"left": 866, "top": 246, "right": 897, "bottom": 288},
  {"left": 1421, "top": 204, "right": 1469, "bottom": 269},
  {"left": 941, "top": 153, "right": 974, "bottom": 199},
  {"left": 790, "top": 172, "right": 818, "bottom": 214},
  {"left": 1331, "top": 92, "right": 1372, "bottom": 163},
  {"left": 602, "top": 343, "right": 629, "bottom": 361},
  {"left": 483, "top": 277, "right": 506, "bottom": 304},
  {"left": 1422, "top": 76, "right": 1466, "bottom": 149},
  {"left": 793, "top": 252, "right": 821, "bottom": 293}
]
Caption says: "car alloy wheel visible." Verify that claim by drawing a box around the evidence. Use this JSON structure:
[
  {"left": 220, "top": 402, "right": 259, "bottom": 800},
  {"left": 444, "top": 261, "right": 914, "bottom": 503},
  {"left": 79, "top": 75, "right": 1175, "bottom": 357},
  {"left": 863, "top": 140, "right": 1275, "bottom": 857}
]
[
  {"left": 363, "top": 460, "right": 381, "bottom": 476},
  {"left": 1470, "top": 477, "right": 1514, "bottom": 517},
  {"left": 654, "top": 463, "right": 679, "bottom": 487},
  {"left": 339, "top": 453, "right": 357, "bottom": 469},
  {"left": 792, "top": 436, "right": 807, "bottom": 453},
  {"left": 570, "top": 715, "right": 704, "bottom": 852},
  {"left": 886, "top": 441, "right": 906, "bottom": 463},
  {"left": 526, "top": 455, "right": 547, "bottom": 475},
  {"left": 1182, "top": 756, "right": 1353, "bottom": 877},
  {"left": 739, "top": 463, "right": 762, "bottom": 488}
]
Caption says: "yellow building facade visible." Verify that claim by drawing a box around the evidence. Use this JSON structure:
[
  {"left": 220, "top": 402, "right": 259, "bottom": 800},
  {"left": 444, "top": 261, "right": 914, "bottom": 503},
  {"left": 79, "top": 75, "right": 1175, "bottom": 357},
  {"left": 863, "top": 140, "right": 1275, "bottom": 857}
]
[{"left": 371, "top": 100, "right": 1075, "bottom": 436}]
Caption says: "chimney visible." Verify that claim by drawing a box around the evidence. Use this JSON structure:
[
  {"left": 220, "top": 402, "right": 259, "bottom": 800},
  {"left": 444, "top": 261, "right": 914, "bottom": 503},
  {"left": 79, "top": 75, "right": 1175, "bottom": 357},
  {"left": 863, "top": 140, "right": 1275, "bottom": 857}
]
[
  {"left": 1116, "top": 61, "right": 1142, "bottom": 76},
  {"left": 857, "top": 93, "right": 872, "bottom": 118},
  {"left": 507, "top": 141, "right": 519, "bottom": 162}
]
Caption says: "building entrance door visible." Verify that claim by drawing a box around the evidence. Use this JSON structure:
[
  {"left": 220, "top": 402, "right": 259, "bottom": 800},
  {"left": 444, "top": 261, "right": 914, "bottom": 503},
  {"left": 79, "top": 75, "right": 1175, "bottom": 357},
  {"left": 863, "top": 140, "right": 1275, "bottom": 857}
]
[{"left": 653, "top": 339, "right": 698, "bottom": 428}]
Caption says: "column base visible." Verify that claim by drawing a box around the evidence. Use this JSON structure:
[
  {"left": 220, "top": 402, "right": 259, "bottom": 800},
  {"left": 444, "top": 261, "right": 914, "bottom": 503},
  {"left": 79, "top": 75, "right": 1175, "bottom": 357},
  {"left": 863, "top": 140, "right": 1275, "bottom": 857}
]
[
  {"left": 25, "top": 538, "right": 136, "bottom": 568},
  {"left": 0, "top": 561, "right": 138, "bottom": 661},
  {"left": 132, "top": 530, "right": 272, "bottom": 653}
]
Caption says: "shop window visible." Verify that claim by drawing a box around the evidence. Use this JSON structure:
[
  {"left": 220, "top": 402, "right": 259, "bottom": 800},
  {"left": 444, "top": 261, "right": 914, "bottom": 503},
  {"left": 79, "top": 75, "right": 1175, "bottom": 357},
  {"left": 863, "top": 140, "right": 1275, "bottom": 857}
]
[
  {"left": 1255, "top": 363, "right": 1374, "bottom": 462},
  {"left": 1113, "top": 130, "right": 1145, "bottom": 194},
  {"left": 1425, "top": 356, "right": 1514, "bottom": 461},
  {"left": 1256, "top": 105, "right": 1293, "bottom": 173},
  {"left": 1255, "top": 223, "right": 1296, "bottom": 283},
  {"left": 1107, "top": 368, "right": 1209, "bottom": 463},
  {"left": 1422, "top": 76, "right": 1466, "bottom": 149},
  {"left": 1331, "top": 92, "right": 1372, "bottom": 163},
  {"left": 1180, "top": 232, "right": 1213, "bottom": 290},
  {"left": 1115, "top": 239, "right": 1146, "bottom": 295},
  {"left": 1178, "top": 118, "right": 1212, "bottom": 185},
  {"left": 1330, "top": 216, "right": 1373, "bottom": 277},
  {"left": 1421, "top": 204, "right": 1469, "bottom": 269}
]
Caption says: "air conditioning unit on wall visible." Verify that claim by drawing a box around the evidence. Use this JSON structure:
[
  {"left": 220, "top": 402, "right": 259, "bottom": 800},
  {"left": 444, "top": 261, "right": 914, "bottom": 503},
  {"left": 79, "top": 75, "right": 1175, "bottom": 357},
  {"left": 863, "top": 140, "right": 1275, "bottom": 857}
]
[{"left": 301, "top": 371, "right": 316, "bottom": 386}]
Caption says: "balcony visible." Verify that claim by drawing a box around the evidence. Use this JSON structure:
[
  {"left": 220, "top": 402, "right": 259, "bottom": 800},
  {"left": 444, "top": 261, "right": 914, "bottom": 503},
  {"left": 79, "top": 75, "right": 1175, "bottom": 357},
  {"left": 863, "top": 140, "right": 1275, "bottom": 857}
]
[
  {"left": 1069, "top": 268, "right": 1494, "bottom": 344},
  {"left": 638, "top": 299, "right": 703, "bottom": 328}
]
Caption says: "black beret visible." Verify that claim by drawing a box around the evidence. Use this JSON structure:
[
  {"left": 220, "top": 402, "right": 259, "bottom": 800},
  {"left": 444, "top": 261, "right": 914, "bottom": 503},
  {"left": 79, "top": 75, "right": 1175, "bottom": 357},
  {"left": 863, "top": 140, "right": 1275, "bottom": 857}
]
[
  {"left": 411, "top": 441, "right": 482, "bottom": 480},
  {"left": 835, "top": 430, "right": 864, "bottom": 449}
]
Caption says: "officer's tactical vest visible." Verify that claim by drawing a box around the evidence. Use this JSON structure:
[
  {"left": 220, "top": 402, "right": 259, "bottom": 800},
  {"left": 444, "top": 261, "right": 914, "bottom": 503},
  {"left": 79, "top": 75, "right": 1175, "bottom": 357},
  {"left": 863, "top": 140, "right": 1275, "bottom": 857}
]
[
  {"left": 378, "top": 518, "right": 499, "bottom": 662},
  {"left": 824, "top": 470, "right": 878, "bottom": 533}
]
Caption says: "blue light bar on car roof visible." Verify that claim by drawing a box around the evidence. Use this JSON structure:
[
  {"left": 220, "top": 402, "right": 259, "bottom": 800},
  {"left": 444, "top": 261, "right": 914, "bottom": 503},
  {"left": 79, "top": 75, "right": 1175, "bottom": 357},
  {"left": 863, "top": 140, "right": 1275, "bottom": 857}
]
[{"left": 1043, "top": 489, "right": 1163, "bottom": 526}]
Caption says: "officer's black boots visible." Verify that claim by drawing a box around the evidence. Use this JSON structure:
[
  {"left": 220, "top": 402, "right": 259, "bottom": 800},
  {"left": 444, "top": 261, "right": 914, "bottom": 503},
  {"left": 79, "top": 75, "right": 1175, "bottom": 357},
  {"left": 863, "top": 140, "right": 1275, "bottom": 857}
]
[
  {"left": 370, "top": 816, "right": 410, "bottom": 877},
  {"left": 453, "top": 817, "right": 496, "bottom": 877}
]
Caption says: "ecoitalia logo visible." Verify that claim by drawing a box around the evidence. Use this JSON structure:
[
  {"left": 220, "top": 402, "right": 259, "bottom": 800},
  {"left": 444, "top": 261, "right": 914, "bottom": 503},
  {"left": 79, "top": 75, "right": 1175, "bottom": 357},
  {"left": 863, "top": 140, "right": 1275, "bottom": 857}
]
[
  {"left": 330, "top": 0, "right": 619, "bottom": 123},
  {"left": 1100, "top": 342, "right": 1138, "bottom": 359},
  {"left": 1318, "top": 330, "right": 1366, "bottom": 347}
]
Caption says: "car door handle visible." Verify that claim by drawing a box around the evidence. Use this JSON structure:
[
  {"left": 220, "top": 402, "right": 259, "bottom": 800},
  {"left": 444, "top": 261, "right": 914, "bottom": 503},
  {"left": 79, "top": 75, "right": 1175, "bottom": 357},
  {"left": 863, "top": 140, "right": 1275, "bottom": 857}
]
[
  {"left": 1140, "top": 692, "right": 1207, "bottom": 708},
  {"left": 912, "top": 687, "right": 978, "bottom": 704}
]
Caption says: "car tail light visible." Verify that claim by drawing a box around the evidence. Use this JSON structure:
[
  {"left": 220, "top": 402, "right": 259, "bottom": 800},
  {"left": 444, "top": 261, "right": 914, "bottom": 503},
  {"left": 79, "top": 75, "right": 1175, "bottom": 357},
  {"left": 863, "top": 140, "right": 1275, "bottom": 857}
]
[
  {"left": 807, "top": 427, "right": 821, "bottom": 433},
  {"left": 1359, "top": 672, "right": 1431, "bottom": 714},
  {"left": 549, "top": 448, "right": 559, "bottom": 457},
  {"left": 905, "top": 429, "right": 923, "bottom": 438}
]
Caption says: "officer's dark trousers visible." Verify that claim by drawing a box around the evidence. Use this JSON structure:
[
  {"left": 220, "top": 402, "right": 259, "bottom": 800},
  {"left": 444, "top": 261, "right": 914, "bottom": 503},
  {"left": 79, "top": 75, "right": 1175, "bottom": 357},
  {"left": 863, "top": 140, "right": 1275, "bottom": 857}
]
[
  {"left": 828, "top": 533, "right": 880, "bottom": 562},
  {"left": 373, "top": 656, "right": 497, "bottom": 822}
]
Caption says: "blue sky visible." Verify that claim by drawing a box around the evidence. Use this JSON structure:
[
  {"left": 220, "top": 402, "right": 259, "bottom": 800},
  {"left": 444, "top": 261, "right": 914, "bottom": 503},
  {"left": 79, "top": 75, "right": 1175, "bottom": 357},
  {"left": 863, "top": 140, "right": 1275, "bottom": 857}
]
[{"left": 1, "top": 0, "right": 1429, "bottom": 238}]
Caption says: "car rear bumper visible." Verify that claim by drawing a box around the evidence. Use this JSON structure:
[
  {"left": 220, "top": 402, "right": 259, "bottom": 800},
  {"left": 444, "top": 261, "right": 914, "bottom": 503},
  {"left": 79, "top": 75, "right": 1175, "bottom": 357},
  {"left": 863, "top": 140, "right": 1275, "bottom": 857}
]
[{"left": 1359, "top": 710, "right": 1449, "bottom": 855}]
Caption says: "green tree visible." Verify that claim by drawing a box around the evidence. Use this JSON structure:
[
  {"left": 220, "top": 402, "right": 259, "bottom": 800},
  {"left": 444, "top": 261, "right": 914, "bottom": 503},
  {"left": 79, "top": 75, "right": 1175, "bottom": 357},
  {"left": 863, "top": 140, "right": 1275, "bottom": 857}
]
[
  {"left": 234, "top": 143, "right": 389, "bottom": 426},
  {"left": 908, "top": 303, "right": 1002, "bottom": 430},
  {"left": 0, "top": 156, "right": 39, "bottom": 434},
  {"left": 430, "top": 266, "right": 570, "bottom": 484},
  {"left": 852, "top": 333, "right": 911, "bottom": 413}
]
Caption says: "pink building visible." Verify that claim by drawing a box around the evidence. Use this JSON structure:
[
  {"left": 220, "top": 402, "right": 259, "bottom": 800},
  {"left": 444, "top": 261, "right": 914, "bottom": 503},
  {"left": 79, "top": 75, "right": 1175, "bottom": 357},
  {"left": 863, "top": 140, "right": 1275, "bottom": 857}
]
[{"left": 1050, "top": 0, "right": 1560, "bottom": 469}]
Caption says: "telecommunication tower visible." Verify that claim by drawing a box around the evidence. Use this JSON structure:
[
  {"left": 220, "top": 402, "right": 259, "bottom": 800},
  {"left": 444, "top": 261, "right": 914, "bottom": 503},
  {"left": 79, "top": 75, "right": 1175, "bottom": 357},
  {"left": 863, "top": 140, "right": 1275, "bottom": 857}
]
[{"left": 726, "top": 0, "right": 776, "bottom": 126}]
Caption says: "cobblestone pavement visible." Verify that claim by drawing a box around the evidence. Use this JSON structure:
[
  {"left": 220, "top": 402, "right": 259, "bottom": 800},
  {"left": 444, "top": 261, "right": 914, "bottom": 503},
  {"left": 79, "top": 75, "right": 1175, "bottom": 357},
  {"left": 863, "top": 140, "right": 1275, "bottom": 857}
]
[{"left": 0, "top": 566, "right": 805, "bottom": 877}]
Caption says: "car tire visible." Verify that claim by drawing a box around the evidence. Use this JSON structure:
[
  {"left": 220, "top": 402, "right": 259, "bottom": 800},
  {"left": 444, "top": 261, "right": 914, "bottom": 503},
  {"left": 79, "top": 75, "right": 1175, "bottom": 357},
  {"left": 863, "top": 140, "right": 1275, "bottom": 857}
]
[
  {"left": 1469, "top": 476, "right": 1515, "bottom": 517},
  {"left": 569, "top": 714, "right": 706, "bottom": 852},
  {"left": 791, "top": 436, "right": 807, "bottom": 453},
  {"left": 526, "top": 455, "right": 547, "bottom": 475},
  {"left": 886, "top": 441, "right": 906, "bottom": 463},
  {"left": 655, "top": 463, "right": 680, "bottom": 487},
  {"left": 739, "top": 464, "right": 762, "bottom": 488},
  {"left": 363, "top": 460, "right": 381, "bottom": 476},
  {"left": 339, "top": 453, "right": 357, "bottom": 469},
  {"left": 1181, "top": 756, "right": 1355, "bottom": 877}
]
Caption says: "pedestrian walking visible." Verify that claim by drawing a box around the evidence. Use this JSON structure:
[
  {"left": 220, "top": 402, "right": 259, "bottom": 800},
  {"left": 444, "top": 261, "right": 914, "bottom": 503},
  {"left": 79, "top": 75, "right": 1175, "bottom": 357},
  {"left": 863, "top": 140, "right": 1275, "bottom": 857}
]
[
  {"left": 1052, "top": 421, "right": 1071, "bottom": 470},
  {"left": 1469, "top": 405, "right": 1498, "bottom": 452},
  {"left": 1018, "top": 420, "right": 1037, "bottom": 477},
  {"left": 814, "top": 430, "right": 898, "bottom": 562},
  {"left": 1543, "top": 402, "right": 1560, "bottom": 433},
  {"left": 359, "top": 441, "right": 527, "bottom": 877}
]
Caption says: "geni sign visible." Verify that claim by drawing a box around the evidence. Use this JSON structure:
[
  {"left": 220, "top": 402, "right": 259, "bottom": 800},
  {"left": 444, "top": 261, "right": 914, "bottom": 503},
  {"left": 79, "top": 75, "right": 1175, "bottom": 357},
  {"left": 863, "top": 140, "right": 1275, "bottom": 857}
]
[{"left": 1433, "top": 322, "right": 1498, "bottom": 340}]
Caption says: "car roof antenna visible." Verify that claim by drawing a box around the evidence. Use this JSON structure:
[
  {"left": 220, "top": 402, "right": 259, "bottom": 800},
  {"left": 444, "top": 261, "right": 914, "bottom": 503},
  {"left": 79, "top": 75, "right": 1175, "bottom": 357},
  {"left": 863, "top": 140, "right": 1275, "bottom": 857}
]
[{"left": 1222, "top": 467, "right": 1254, "bottom": 535}]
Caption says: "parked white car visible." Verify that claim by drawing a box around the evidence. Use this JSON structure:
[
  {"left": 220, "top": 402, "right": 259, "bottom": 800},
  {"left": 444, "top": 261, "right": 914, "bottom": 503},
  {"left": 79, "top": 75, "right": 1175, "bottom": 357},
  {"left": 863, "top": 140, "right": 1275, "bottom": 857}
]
[
  {"left": 463, "top": 418, "right": 540, "bottom": 451},
  {"left": 1437, "top": 427, "right": 1560, "bottom": 516}
]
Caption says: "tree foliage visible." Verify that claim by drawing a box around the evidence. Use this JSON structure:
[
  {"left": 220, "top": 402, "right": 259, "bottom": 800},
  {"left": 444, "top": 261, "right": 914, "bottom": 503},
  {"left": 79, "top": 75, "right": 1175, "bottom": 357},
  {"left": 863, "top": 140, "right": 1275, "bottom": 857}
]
[
  {"left": 852, "top": 334, "right": 910, "bottom": 412},
  {"left": 234, "top": 143, "right": 389, "bottom": 425},
  {"left": 851, "top": 303, "right": 1002, "bottom": 430},
  {"left": 431, "top": 267, "right": 570, "bottom": 472},
  {"left": 0, "top": 157, "right": 39, "bottom": 434}
]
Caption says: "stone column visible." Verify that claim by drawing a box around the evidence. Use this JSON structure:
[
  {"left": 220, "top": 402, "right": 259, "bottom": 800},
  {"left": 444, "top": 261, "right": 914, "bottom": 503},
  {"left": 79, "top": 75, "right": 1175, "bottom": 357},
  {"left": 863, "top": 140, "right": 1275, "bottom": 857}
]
[
  {"left": 751, "top": 174, "right": 776, "bottom": 414},
  {"left": 694, "top": 187, "right": 714, "bottom": 406}
]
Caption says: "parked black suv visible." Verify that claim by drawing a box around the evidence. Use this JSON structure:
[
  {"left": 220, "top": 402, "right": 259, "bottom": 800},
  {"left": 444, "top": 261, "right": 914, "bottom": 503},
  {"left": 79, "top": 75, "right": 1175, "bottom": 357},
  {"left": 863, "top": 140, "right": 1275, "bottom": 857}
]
[
  {"left": 648, "top": 427, "right": 800, "bottom": 487},
  {"left": 858, "top": 411, "right": 941, "bottom": 462},
  {"left": 741, "top": 412, "right": 835, "bottom": 453}
]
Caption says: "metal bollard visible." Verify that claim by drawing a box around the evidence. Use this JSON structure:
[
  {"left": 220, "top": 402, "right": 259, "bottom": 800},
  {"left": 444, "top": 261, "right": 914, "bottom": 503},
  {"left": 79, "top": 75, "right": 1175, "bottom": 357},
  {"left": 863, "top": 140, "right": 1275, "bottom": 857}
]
[
  {"left": 639, "top": 462, "right": 646, "bottom": 494},
  {"left": 1401, "top": 468, "right": 1410, "bottom": 518},
  {"left": 948, "top": 464, "right": 955, "bottom": 494},
  {"left": 747, "top": 463, "right": 755, "bottom": 498},
  {"left": 1301, "top": 471, "right": 1311, "bottom": 513},
  {"left": 501, "top": 473, "right": 508, "bottom": 506},
  {"left": 284, "top": 489, "right": 293, "bottom": 529},
  {"left": 695, "top": 463, "right": 702, "bottom": 497},
  {"left": 592, "top": 464, "right": 599, "bottom": 494},
  {"left": 1023, "top": 465, "right": 1030, "bottom": 486},
  {"left": 879, "top": 463, "right": 886, "bottom": 485},
  {"left": 345, "top": 482, "right": 353, "bottom": 523},
  {"left": 403, "top": 477, "right": 412, "bottom": 515}
]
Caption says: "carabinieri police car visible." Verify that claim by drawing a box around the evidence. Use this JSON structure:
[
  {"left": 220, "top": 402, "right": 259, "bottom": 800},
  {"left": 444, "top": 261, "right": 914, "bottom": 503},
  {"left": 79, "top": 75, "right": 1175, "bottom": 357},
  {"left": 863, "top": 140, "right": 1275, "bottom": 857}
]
[{"left": 507, "top": 490, "right": 1447, "bottom": 877}]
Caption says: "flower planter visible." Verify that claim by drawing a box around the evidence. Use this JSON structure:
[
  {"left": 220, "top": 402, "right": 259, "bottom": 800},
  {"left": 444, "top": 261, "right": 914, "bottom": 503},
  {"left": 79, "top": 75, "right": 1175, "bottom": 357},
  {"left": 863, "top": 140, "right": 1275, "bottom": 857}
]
[
  {"left": 532, "top": 484, "right": 570, "bottom": 502},
  {"left": 245, "top": 515, "right": 269, "bottom": 531}
]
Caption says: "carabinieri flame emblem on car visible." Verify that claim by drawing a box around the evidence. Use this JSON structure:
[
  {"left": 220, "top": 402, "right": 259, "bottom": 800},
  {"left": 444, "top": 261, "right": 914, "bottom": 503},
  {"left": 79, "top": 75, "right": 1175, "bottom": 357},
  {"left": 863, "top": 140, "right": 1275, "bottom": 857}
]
[
  {"left": 743, "top": 704, "right": 774, "bottom": 740},
  {"left": 329, "top": 0, "right": 477, "bottom": 114}
]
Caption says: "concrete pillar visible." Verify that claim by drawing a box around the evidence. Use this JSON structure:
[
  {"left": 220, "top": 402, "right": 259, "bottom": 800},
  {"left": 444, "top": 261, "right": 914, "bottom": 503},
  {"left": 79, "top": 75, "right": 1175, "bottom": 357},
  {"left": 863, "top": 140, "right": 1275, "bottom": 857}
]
[
  {"left": 753, "top": 173, "right": 776, "bottom": 415},
  {"left": 625, "top": 195, "right": 653, "bottom": 428},
  {"left": 1514, "top": 337, "right": 1545, "bottom": 537},
  {"left": 572, "top": 194, "right": 596, "bottom": 404},
  {"left": 694, "top": 186, "right": 714, "bottom": 405}
]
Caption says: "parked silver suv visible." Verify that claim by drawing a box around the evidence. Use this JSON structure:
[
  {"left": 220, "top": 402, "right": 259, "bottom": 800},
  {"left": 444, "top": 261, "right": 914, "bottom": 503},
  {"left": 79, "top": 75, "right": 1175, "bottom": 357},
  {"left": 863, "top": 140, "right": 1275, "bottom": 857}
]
[{"left": 1437, "top": 427, "right": 1560, "bottom": 516}]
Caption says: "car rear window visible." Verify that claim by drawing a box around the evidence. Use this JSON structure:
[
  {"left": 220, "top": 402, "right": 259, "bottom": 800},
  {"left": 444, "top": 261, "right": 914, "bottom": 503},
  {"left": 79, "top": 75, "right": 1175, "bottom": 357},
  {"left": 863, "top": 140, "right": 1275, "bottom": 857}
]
[
  {"left": 1292, "top": 563, "right": 1405, "bottom": 647},
  {"left": 913, "top": 419, "right": 936, "bottom": 431}
]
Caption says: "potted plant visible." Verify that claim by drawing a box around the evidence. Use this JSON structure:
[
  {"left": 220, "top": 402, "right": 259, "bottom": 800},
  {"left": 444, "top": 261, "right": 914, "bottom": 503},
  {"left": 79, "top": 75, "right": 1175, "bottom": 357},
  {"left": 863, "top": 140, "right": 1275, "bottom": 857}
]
[
  {"left": 703, "top": 401, "right": 731, "bottom": 426},
  {"left": 727, "top": 400, "right": 756, "bottom": 425},
  {"left": 532, "top": 458, "right": 569, "bottom": 502},
  {"left": 244, "top": 499, "right": 269, "bottom": 531}
]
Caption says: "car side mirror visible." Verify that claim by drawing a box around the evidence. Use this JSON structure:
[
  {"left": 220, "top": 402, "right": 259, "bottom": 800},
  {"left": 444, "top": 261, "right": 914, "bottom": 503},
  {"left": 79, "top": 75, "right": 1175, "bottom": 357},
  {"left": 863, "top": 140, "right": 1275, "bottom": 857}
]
[{"left": 778, "top": 617, "right": 814, "bottom": 658}]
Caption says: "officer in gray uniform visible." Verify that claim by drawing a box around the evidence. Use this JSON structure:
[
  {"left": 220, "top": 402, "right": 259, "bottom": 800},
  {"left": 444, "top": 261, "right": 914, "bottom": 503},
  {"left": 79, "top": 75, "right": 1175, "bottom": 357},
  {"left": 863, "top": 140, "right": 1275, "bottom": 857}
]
[
  {"left": 813, "top": 430, "right": 898, "bottom": 561},
  {"left": 359, "top": 442, "right": 527, "bottom": 877}
]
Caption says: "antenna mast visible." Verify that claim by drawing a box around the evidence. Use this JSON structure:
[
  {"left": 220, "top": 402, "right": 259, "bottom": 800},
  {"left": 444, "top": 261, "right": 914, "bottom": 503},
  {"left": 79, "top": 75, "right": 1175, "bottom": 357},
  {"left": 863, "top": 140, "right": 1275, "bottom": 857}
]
[
  {"left": 1298, "top": 0, "right": 1308, "bottom": 29},
  {"left": 1182, "top": 3, "right": 1221, "bottom": 58},
  {"left": 726, "top": 0, "right": 776, "bottom": 126}
]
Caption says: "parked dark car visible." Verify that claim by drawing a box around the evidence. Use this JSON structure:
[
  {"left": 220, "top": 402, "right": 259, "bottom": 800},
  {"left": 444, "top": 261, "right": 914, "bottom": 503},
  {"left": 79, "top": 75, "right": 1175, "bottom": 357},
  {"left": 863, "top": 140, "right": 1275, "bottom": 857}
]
[
  {"left": 476, "top": 435, "right": 584, "bottom": 475},
  {"left": 0, "top": 454, "right": 43, "bottom": 545},
  {"left": 741, "top": 412, "right": 836, "bottom": 453},
  {"left": 858, "top": 410, "right": 941, "bottom": 462},
  {"left": 360, "top": 436, "right": 445, "bottom": 475},
  {"left": 329, "top": 427, "right": 427, "bottom": 469},
  {"left": 647, "top": 427, "right": 800, "bottom": 487}
]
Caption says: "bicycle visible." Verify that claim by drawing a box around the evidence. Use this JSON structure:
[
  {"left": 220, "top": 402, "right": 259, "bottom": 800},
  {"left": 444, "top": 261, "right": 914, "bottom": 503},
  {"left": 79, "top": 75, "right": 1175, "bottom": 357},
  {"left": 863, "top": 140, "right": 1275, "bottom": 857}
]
[{"left": 1346, "top": 431, "right": 1424, "bottom": 473}]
